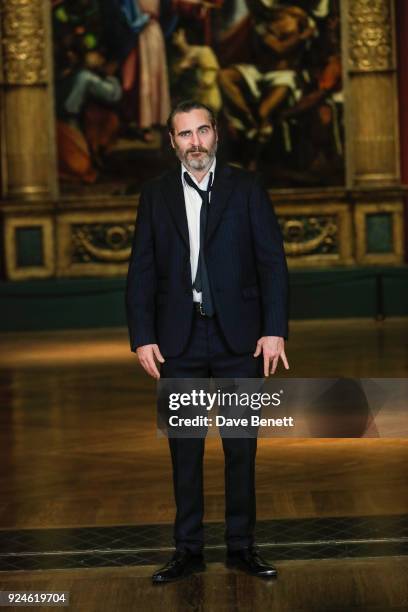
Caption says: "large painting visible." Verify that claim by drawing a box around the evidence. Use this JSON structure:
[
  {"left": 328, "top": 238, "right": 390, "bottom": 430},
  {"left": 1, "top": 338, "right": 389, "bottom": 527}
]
[{"left": 52, "top": 0, "right": 344, "bottom": 193}]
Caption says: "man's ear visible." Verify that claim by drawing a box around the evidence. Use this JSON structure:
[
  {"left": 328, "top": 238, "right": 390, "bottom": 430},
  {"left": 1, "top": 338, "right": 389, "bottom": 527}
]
[{"left": 169, "top": 131, "right": 175, "bottom": 149}]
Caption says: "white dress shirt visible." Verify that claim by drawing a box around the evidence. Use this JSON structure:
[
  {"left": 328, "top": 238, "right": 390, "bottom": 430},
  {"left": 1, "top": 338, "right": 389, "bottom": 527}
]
[{"left": 181, "top": 158, "right": 216, "bottom": 303}]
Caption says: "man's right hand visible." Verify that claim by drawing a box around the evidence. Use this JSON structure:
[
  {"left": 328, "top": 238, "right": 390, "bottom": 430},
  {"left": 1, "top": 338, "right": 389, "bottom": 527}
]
[{"left": 136, "top": 344, "right": 165, "bottom": 379}]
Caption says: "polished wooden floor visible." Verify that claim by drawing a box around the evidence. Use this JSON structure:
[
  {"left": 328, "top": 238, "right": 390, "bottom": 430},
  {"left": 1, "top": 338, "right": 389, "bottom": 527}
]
[
  {"left": 0, "top": 318, "right": 407, "bottom": 611},
  {"left": 0, "top": 318, "right": 407, "bottom": 529}
]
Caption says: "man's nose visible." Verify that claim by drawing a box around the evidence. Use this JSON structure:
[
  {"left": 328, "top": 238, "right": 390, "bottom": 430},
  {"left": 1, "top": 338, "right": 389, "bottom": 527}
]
[{"left": 190, "top": 130, "right": 201, "bottom": 147}]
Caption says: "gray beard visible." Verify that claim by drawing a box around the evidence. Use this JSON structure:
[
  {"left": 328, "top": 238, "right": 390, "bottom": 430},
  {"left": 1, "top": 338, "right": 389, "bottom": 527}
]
[
  {"left": 177, "top": 142, "right": 218, "bottom": 173},
  {"left": 187, "top": 154, "right": 211, "bottom": 171}
]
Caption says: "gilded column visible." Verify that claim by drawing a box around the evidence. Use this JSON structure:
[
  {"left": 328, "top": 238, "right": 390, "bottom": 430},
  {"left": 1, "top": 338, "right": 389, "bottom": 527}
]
[
  {"left": 0, "top": 0, "right": 58, "bottom": 199},
  {"left": 345, "top": 0, "right": 400, "bottom": 187}
]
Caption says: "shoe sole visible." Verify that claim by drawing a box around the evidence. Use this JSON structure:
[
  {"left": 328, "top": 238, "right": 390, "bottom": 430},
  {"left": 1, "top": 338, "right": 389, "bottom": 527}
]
[
  {"left": 225, "top": 560, "right": 278, "bottom": 579},
  {"left": 152, "top": 563, "right": 206, "bottom": 584}
]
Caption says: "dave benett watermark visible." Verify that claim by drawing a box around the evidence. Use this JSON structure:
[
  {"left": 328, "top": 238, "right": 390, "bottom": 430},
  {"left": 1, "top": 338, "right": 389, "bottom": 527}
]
[{"left": 168, "top": 414, "right": 294, "bottom": 428}]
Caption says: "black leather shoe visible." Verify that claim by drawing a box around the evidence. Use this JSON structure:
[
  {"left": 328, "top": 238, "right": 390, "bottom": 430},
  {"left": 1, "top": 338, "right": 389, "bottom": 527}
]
[
  {"left": 226, "top": 547, "right": 278, "bottom": 578},
  {"left": 152, "top": 550, "right": 205, "bottom": 584}
]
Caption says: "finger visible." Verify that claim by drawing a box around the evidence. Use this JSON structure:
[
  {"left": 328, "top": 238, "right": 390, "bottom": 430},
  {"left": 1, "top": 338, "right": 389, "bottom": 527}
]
[
  {"left": 254, "top": 342, "right": 262, "bottom": 357},
  {"left": 139, "top": 357, "right": 152, "bottom": 376},
  {"left": 139, "top": 358, "right": 153, "bottom": 378},
  {"left": 141, "top": 356, "right": 159, "bottom": 379},
  {"left": 270, "top": 355, "right": 279, "bottom": 375},
  {"left": 263, "top": 353, "right": 270, "bottom": 377},
  {"left": 153, "top": 345, "right": 165, "bottom": 363},
  {"left": 281, "top": 350, "right": 289, "bottom": 370},
  {"left": 147, "top": 355, "right": 160, "bottom": 379}
]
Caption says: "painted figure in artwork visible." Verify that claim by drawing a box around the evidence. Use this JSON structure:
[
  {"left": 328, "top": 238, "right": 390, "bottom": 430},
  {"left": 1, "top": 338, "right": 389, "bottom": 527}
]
[
  {"left": 120, "top": 0, "right": 171, "bottom": 142},
  {"left": 172, "top": 28, "right": 222, "bottom": 113},
  {"left": 219, "top": 5, "right": 315, "bottom": 143}
]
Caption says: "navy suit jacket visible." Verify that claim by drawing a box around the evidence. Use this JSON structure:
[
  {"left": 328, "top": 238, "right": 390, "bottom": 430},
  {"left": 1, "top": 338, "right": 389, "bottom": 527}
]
[{"left": 126, "top": 162, "right": 289, "bottom": 357}]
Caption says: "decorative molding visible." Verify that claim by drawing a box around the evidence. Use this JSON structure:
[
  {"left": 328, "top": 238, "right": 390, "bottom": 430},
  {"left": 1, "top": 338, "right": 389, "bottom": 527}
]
[
  {"left": 72, "top": 223, "right": 134, "bottom": 264},
  {"left": 0, "top": 0, "right": 47, "bottom": 85},
  {"left": 275, "top": 204, "right": 354, "bottom": 267},
  {"left": 280, "top": 216, "right": 338, "bottom": 257},
  {"left": 348, "top": 0, "right": 393, "bottom": 72},
  {"left": 57, "top": 211, "right": 136, "bottom": 276},
  {"left": 1, "top": 191, "right": 405, "bottom": 280}
]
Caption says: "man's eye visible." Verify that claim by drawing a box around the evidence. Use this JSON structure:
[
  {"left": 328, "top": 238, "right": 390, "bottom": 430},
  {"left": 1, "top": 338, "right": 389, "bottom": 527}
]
[
  {"left": 199, "top": 128, "right": 208, "bottom": 134},
  {"left": 181, "top": 132, "right": 191, "bottom": 137}
]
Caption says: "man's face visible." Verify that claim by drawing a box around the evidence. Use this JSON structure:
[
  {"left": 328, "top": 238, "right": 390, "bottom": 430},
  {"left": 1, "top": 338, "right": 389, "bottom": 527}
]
[{"left": 170, "top": 109, "right": 218, "bottom": 173}]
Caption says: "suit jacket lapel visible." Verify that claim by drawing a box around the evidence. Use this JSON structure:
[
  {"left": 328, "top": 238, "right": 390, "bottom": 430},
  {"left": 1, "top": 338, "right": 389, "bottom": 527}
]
[
  {"left": 160, "top": 162, "right": 234, "bottom": 249},
  {"left": 206, "top": 163, "right": 234, "bottom": 245},
  {"left": 161, "top": 166, "right": 190, "bottom": 250}
]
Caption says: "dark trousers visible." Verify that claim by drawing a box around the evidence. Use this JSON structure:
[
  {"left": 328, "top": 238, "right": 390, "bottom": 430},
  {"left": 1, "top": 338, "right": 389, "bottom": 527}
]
[{"left": 160, "top": 310, "right": 262, "bottom": 553}]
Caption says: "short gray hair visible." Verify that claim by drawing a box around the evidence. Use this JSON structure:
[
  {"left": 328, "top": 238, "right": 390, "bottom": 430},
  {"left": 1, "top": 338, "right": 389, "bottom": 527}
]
[{"left": 167, "top": 100, "right": 217, "bottom": 134}]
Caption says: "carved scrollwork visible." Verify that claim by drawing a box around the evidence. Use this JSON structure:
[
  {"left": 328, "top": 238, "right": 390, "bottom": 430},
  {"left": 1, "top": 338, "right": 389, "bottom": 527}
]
[
  {"left": 280, "top": 216, "right": 338, "bottom": 257},
  {"left": 348, "top": 0, "right": 392, "bottom": 71},
  {"left": 72, "top": 223, "right": 134, "bottom": 264},
  {"left": 0, "top": 0, "right": 47, "bottom": 84}
]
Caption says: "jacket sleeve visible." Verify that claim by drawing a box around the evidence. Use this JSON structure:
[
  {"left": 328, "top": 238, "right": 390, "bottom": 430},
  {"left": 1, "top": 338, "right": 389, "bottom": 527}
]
[
  {"left": 248, "top": 174, "right": 289, "bottom": 339},
  {"left": 125, "top": 184, "right": 157, "bottom": 352}
]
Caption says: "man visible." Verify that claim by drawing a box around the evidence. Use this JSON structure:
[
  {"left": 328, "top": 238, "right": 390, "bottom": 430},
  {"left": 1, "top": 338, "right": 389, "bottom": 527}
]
[{"left": 126, "top": 100, "right": 289, "bottom": 583}]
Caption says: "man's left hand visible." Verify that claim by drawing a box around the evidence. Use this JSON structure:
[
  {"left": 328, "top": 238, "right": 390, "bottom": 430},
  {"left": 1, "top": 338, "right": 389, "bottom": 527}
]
[{"left": 254, "top": 336, "right": 289, "bottom": 376}]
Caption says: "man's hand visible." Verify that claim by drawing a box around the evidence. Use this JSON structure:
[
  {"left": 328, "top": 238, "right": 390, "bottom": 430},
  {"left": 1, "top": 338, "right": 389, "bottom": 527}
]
[
  {"left": 136, "top": 344, "right": 165, "bottom": 379},
  {"left": 254, "top": 336, "right": 289, "bottom": 376}
]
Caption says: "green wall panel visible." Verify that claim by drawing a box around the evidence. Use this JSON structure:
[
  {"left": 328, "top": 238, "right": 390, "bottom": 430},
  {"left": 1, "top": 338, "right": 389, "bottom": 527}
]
[
  {"left": 0, "top": 268, "right": 407, "bottom": 333},
  {"left": 16, "top": 226, "right": 43, "bottom": 267},
  {"left": 366, "top": 214, "right": 393, "bottom": 254}
]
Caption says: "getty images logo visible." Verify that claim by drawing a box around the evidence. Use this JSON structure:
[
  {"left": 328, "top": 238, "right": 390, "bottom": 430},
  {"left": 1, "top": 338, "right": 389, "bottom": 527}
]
[{"left": 168, "top": 389, "right": 284, "bottom": 411}]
